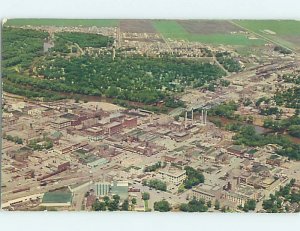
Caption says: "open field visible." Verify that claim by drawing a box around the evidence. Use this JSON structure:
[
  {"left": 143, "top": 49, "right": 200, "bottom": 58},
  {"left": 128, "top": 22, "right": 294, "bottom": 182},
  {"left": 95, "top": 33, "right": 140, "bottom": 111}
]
[
  {"left": 5, "top": 19, "right": 120, "bottom": 27},
  {"left": 120, "top": 20, "right": 156, "bottom": 33},
  {"left": 233, "top": 20, "right": 300, "bottom": 50},
  {"left": 178, "top": 20, "right": 243, "bottom": 34},
  {"left": 153, "top": 20, "right": 265, "bottom": 46}
]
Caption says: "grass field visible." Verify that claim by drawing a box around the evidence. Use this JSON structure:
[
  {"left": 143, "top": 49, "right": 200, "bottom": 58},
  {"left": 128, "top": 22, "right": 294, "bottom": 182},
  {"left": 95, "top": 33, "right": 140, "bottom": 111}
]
[
  {"left": 5, "top": 18, "right": 120, "bottom": 27},
  {"left": 233, "top": 20, "right": 300, "bottom": 50},
  {"left": 234, "top": 20, "right": 300, "bottom": 35},
  {"left": 153, "top": 20, "right": 265, "bottom": 46}
]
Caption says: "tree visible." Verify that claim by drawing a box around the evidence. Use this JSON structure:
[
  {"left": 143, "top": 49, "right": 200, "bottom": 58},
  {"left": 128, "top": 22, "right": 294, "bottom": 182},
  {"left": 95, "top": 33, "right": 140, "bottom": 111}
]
[
  {"left": 179, "top": 199, "right": 208, "bottom": 212},
  {"left": 142, "top": 192, "right": 150, "bottom": 201},
  {"left": 207, "top": 200, "right": 212, "bottom": 208},
  {"left": 144, "top": 179, "right": 167, "bottom": 191},
  {"left": 154, "top": 200, "right": 171, "bottom": 212},
  {"left": 108, "top": 200, "right": 119, "bottom": 211},
  {"left": 243, "top": 199, "right": 256, "bottom": 212},
  {"left": 103, "top": 196, "right": 110, "bottom": 206},
  {"left": 214, "top": 200, "right": 220, "bottom": 210},
  {"left": 221, "top": 206, "right": 227, "bottom": 212},
  {"left": 92, "top": 200, "right": 106, "bottom": 211},
  {"left": 121, "top": 199, "right": 129, "bottom": 211},
  {"left": 113, "top": 194, "right": 121, "bottom": 202},
  {"left": 131, "top": 198, "right": 137, "bottom": 205},
  {"left": 183, "top": 166, "right": 205, "bottom": 189}
]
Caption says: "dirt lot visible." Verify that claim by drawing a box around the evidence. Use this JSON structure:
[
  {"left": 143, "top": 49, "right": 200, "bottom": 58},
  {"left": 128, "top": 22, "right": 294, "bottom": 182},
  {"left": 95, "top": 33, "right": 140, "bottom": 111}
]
[
  {"left": 120, "top": 20, "right": 156, "bottom": 33},
  {"left": 280, "top": 35, "right": 300, "bottom": 50},
  {"left": 177, "top": 20, "right": 243, "bottom": 34}
]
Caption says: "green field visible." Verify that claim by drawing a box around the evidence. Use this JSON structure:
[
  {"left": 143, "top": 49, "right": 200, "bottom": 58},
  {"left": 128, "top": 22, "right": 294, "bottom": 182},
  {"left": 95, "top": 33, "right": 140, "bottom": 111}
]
[
  {"left": 5, "top": 18, "right": 120, "bottom": 27},
  {"left": 234, "top": 20, "right": 300, "bottom": 35},
  {"left": 153, "top": 20, "right": 265, "bottom": 46},
  {"left": 233, "top": 20, "right": 300, "bottom": 50}
]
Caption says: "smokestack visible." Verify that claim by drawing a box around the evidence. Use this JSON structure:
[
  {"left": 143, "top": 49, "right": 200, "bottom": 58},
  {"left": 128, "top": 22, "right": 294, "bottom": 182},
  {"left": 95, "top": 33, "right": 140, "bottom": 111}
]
[
  {"left": 112, "top": 47, "right": 116, "bottom": 60},
  {"left": 185, "top": 111, "right": 187, "bottom": 128},
  {"left": 205, "top": 110, "right": 208, "bottom": 125},
  {"left": 201, "top": 110, "right": 204, "bottom": 124},
  {"left": 191, "top": 109, "right": 194, "bottom": 125}
]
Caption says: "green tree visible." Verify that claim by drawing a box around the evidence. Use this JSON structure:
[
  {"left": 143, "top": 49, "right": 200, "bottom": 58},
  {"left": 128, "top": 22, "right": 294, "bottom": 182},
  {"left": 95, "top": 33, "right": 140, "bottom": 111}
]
[
  {"left": 92, "top": 200, "right": 106, "bottom": 211},
  {"left": 131, "top": 198, "right": 137, "bottom": 205},
  {"left": 207, "top": 200, "right": 212, "bottom": 208},
  {"left": 142, "top": 192, "right": 150, "bottom": 201},
  {"left": 214, "top": 200, "right": 220, "bottom": 210},
  {"left": 154, "top": 200, "right": 171, "bottom": 212},
  {"left": 121, "top": 199, "right": 129, "bottom": 211}
]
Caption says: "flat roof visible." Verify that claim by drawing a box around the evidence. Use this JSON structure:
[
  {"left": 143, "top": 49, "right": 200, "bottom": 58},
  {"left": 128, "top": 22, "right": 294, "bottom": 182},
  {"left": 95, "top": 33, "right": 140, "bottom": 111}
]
[
  {"left": 107, "top": 121, "right": 122, "bottom": 128},
  {"left": 42, "top": 192, "right": 72, "bottom": 204}
]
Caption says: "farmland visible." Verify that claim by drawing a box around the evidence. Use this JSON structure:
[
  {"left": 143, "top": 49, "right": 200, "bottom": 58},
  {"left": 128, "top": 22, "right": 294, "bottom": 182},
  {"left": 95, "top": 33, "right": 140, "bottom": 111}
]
[
  {"left": 153, "top": 20, "right": 265, "bottom": 46},
  {"left": 233, "top": 20, "right": 300, "bottom": 51},
  {"left": 120, "top": 19, "right": 156, "bottom": 33}
]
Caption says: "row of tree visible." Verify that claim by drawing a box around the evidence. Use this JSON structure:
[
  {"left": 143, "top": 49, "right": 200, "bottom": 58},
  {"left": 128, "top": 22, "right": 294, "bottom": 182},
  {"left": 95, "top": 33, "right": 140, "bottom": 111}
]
[
  {"left": 232, "top": 125, "right": 300, "bottom": 160},
  {"left": 263, "top": 114, "right": 300, "bottom": 138},
  {"left": 142, "top": 179, "right": 167, "bottom": 191},
  {"left": 3, "top": 134, "right": 23, "bottom": 144},
  {"left": 92, "top": 195, "right": 131, "bottom": 211}
]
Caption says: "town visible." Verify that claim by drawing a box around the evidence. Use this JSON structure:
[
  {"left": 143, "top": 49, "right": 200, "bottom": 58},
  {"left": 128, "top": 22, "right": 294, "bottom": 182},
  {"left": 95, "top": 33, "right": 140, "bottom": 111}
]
[{"left": 1, "top": 19, "right": 300, "bottom": 212}]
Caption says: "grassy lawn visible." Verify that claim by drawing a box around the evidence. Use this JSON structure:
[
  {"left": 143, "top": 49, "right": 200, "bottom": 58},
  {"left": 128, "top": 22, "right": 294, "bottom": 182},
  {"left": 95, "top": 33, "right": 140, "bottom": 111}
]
[
  {"left": 144, "top": 200, "right": 149, "bottom": 211},
  {"left": 5, "top": 19, "right": 119, "bottom": 27}
]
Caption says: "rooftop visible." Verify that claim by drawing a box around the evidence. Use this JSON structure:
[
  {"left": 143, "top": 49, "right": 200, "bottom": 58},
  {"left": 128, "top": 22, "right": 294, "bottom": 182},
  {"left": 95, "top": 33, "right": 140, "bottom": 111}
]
[{"left": 42, "top": 192, "right": 72, "bottom": 204}]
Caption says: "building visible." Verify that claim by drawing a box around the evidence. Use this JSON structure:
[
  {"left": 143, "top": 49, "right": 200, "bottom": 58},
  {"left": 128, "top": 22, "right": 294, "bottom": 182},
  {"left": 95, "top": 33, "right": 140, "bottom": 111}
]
[
  {"left": 9, "top": 147, "right": 34, "bottom": 161},
  {"left": 192, "top": 184, "right": 221, "bottom": 203},
  {"left": 158, "top": 168, "right": 186, "bottom": 186},
  {"left": 94, "top": 182, "right": 111, "bottom": 197},
  {"left": 41, "top": 191, "right": 73, "bottom": 207},
  {"left": 51, "top": 118, "right": 72, "bottom": 129},
  {"left": 171, "top": 132, "right": 190, "bottom": 142},
  {"left": 222, "top": 185, "right": 262, "bottom": 206},
  {"left": 123, "top": 117, "right": 138, "bottom": 128},
  {"left": 27, "top": 106, "right": 44, "bottom": 117},
  {"left": 111, "top": 181, "right": 129, "bottom": 200},
  {"left": 107, "top": 122, "right": 123, "bottom": 135},
  {"left": 87, "top": 158, "right": 109, "bottom": 168},
  {"left": 227, "top": 145, "right": 247, "bottom": 157},
  {"left": 93, "top": 181, "right": 129, "bottom": 200},
  {"left": 86, "top": 127, "right": 105, "bottom": 141}
]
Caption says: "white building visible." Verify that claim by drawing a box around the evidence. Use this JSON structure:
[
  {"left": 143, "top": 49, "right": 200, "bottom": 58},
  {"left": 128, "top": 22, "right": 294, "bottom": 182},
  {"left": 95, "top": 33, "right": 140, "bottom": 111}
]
[{"left": 158, "top": 168, "right": 186, "bottom": 186}]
